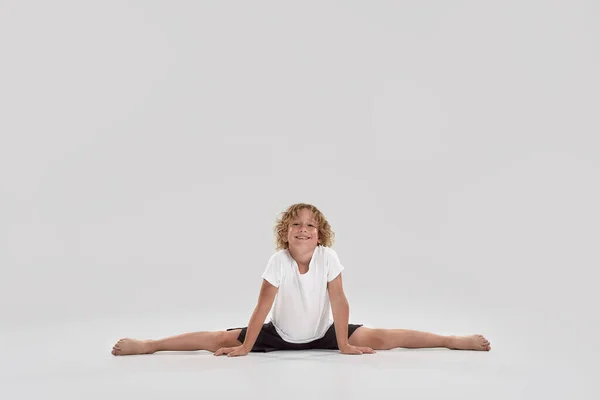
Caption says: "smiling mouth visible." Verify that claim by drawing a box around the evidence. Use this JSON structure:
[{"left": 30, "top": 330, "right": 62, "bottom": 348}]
[{"left": 295, "top": 236, "right": 310, "bottom": 240}]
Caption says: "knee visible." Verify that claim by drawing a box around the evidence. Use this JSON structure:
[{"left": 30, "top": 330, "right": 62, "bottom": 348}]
[
  {"left": 351, "top": 328, "right": 387, "bottom": 349},
  {"left": 369, "top": 329, "right": 387, "bottom": 349},
  {"left": 217, "top": 330, "right": 241, "bottom": 348},
  {"left": 215, "top": 331, "right": 230, "bottom": 347}
]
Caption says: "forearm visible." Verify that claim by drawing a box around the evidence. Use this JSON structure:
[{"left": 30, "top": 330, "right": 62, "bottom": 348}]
[
  {"left": 242, "top": 305, "right": 270, "bottom": 351},
  {"left": 330, "top": 295, "right": 350, "bottom": 348}
]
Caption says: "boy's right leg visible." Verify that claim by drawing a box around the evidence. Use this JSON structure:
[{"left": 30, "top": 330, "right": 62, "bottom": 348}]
[{"left": 111, "top": 329, "right": 243, "bottom": 355}]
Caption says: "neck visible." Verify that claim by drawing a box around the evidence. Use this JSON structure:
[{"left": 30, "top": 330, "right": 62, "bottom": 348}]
[{"left": 288, "top": 246, "right": 316, "bottom": 266}]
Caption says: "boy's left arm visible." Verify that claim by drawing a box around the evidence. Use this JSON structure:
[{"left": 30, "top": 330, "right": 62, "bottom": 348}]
[{"left": 328, "top": 274, "right": 374, "bottom": 355}]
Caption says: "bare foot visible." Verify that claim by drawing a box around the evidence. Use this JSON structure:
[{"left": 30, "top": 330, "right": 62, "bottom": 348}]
[
  {"left": 111, "top": 338, "right": 155, "bottom": 356},
  {"left": 449, "top": 334, "right": 491, "bottom": 351}
]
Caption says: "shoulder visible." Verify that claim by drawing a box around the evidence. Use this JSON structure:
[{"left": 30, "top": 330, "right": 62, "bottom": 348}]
[
  {"left": 321, "top": 246, "right": 344, "bottom": 279},
  {"left": 319, "top": 245, "right": 340, "bottom": 261},
  {"left": 263, "top": 250, "right": 289, "bottom": 278},
  {"left": 267, "top": 249, "right": 289, "bottom": 264},
  {"left": 321, "top": 245, "right": 339, "bottom": 256}
]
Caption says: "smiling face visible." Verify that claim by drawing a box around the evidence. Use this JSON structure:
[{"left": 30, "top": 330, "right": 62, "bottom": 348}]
[{"left": 286, "top": 208, "right": 320, "bottom": 251}]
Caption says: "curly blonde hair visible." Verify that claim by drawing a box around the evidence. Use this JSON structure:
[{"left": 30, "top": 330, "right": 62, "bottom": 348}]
[{"left": 274, "top": 203, "right": 335, "bottom": 250}]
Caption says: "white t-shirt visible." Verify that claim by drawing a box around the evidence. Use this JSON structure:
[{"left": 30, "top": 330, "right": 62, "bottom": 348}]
[{"left": 261, "top": 245, "right": 345, "bottom": 343}]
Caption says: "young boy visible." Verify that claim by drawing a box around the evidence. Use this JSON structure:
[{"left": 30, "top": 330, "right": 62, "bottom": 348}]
[{"left": 112, "top": 203, "right": 491, "bottom": 357}]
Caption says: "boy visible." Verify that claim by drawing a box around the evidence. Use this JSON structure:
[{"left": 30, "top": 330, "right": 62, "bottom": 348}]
[{"left": 112, "top": 203, "right": 491, "bottom": 357}]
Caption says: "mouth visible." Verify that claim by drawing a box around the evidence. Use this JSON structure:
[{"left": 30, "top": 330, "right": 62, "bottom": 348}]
[{"left": 295, "top": 236, "right": 310, "bottom": 240}]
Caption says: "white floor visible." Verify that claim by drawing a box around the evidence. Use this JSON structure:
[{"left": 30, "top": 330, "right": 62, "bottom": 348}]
[{"left": 2, "top": 314, "right": 596, "bottom": 400}]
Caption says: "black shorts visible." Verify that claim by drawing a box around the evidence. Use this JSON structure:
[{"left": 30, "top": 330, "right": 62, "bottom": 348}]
[{"left": 226, "top": 321, "right": 363, "bottom": 352}]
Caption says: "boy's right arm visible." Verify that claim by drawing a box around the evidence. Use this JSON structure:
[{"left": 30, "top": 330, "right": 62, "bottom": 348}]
[
  {"left": 214, "top": 279, "right": 278, "bottom": 357},
  {"left": 241, "top": 279, "right": 278, "bottom": 351}
]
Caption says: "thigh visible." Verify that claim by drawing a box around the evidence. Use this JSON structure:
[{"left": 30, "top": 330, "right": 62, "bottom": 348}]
[
  {"left": 311, "top": 323, "right": 364, "bottom": 350},
  {"left": 348, "top": 327, "right": 384, "bottom": 349},
  {"left": 222, "top": 329, "right": 244, "bottom": 347},
  {"left": 227, "top": 322, "right": 295, "bottom": 352}
]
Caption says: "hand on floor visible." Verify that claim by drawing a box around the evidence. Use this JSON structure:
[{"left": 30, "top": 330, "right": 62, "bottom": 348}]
[
  {"left": 214, "top": 344, "right": 250, "bottom": 357},
  {"left": 339, "top": 344, "right": 376, "bottom": 355}
]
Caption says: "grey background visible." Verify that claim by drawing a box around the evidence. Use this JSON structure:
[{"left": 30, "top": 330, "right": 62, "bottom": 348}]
[{"left": 1, "top": 1, "right": 598, "bottom": 399}]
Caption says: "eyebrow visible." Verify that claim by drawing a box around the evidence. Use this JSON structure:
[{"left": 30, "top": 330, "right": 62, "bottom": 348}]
[{"left": 292, "top": 220, "right": 317, "bottom": 224}]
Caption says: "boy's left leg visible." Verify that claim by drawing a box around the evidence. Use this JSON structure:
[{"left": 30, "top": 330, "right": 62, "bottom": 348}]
[{"left": 348, "top": 327, "right": 491, "bottom": 351}]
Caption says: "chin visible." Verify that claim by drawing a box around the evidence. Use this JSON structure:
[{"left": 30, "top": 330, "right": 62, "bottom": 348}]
[{"left": 292, "top": 242, "right": 317, "bottom": 248}]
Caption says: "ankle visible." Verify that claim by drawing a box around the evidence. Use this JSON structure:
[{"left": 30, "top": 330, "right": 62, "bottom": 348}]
[
  {"left": 145, "top": 340, "right": 158, "bottom": 353},
  {"left": 444, "top": 336, "right": 457, "bottom": 349}
]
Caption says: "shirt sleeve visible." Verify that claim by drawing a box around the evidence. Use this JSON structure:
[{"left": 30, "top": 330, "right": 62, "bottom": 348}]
[
  {"left": 326, "top": 248, "right": 345, "bottom": 282},
  {"left": 261, "top": 252, "right": 282, "bottom": 287}
]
